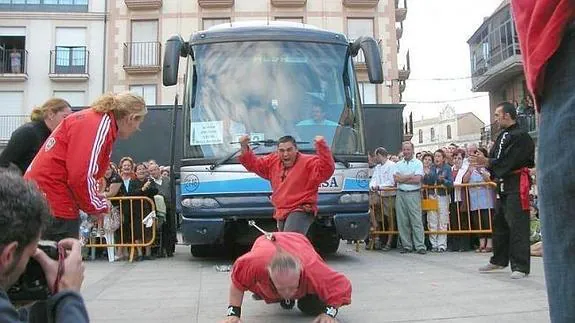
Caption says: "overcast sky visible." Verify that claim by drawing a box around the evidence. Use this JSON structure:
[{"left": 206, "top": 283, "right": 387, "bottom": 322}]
[{"left": 400, "top": 0, "right": 504, "bottom": 124}]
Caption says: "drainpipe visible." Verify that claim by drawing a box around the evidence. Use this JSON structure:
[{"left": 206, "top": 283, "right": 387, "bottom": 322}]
[{"left": 101, "top": 0, "right": 108, "bottom": 95}]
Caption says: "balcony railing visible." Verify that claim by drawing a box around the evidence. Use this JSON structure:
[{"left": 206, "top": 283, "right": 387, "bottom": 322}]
[
  {"left": 0, "top": 115, "right": 28, "bottom": 143},
  {"left": 395, "top": 0, "right": 407, "bottom": 22},
  {"left": 49, "top": 47, "right": 89, "bottom": 78},
  {"left": 480, "top": 113, "right": 537, "bottom": 146},
  {"left": 342, "top": 0, "right": 379, "bottom": 8},
  {"left": 123, "top": 41, "right": 161, "bottom": 74},
  {"left": 124, "top": 0, "right": 163, "bottom": 9},
  {"left": 0, "top": 48, "right": 28, "bottom": 81}
]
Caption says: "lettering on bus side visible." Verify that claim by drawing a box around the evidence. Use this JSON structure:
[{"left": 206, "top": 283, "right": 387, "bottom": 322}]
[{"left": 318, "top": 175, "right": 343, "bottom": 192}]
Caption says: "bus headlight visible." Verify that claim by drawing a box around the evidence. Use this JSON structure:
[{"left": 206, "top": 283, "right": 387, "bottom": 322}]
[{"left": 181, "top": 198, "right": 219, "bottom": 208}]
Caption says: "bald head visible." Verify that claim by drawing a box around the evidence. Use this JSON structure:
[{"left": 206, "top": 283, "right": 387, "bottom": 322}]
[{"left": 268, "top": 251, "right": 301, "bottom": 300}]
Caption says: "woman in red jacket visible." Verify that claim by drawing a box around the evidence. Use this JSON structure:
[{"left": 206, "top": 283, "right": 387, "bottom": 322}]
[{"left": 24, "top": 92, "right": 147, "bottom": 241}]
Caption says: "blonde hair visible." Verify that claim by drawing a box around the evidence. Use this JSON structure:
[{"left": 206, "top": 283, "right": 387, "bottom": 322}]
[
  {"left": 30, "top": 98, "right": 71, "bottom": 122},
  {"left": 267, "top": 250, "right": 301, "bottom": 275},
  {"left": 91, "top": 92, "right": 147, "bottom": 121}
]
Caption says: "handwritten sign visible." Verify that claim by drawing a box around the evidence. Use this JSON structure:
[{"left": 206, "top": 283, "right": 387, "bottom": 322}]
[{"left": 191, "top": 121, "right": 223, "bottom": 145}]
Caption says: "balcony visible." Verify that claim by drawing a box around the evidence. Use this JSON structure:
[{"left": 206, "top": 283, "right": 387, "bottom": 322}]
[
  {"left": 198, "top": 0, "right": 234, "bottom": 9},
  {"left": 124, "top": 0, "right": 162, "bottom": 10},
  {"left": 342, "top": 0, "right": 379, "bottom": 8},
  {"left": 0, "top": 49, "right": 28, "bottom": 82},
  {"left": 468, "top": 3, "right": 523, "bottom": 92},
  {"left": 0, "top": 115, "right": 28, "bottom": 144},
  {"left": 0, "top": 0, "right": 88, "bottom": 12},
  {"left": 397, "top": 50, "right": 410, "bottom": 81},
  {"left": 49, "top": 47, "right": 89, "bottom": 82},
  {"left": 351, "top": 38, "right": 383, "bottom": 70},
  {"left": 123, "top": 41, "right": 161, "bottom": 74},
  {"left": 271, "top": 0, "right": 306, "bottom": 7},
  {"left": 395, "top": 0, "right": 407, "bottom": 22},
  {"left": 480, "top": 113, "right": 537, "bottom": 146},
  {"left": 396, "top": 22, "right": 403, "bottom": 40}
]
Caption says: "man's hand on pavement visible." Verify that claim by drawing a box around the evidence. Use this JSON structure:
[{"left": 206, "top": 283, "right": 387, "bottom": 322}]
[
  {"left": 33, "top": 238, "right": 85, "bottom": 293},
  {"left": 312, "top": 313, "right": 338, "bottom": 323},
  {"left": 220, "top": 316, "right": 242, "bottom": 323}
]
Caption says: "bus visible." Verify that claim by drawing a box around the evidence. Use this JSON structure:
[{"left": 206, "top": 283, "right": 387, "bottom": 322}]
[{"left": 162, "top": 21, "right": 383, "bottom": 257}]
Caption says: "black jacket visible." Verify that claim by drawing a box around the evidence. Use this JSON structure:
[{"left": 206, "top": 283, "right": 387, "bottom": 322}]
[
  {"left": 0, "top": 121, "right": 51, "bottom": 174},
  {"left": 0, "top": 289, "right": 89, "bottom": 323}
]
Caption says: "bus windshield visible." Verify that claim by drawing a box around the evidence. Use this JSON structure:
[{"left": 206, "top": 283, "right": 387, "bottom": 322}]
[{"left": 184, "top": 40, "right": 365, "bottom": 159}]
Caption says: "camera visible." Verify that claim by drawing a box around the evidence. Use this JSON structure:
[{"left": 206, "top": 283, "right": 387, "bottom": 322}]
[{"left": 7, "top": 240, "right": 59, "bottom": 303}]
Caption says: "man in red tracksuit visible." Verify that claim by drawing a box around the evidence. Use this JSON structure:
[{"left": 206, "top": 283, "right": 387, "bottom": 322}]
[
  {"left": 239, "top": 135, "right": 335, "bottom": 235},
  {"left": 24, "top": 92, "right": 147, "bottom": 241},
  {"left": 511, "top": 2, "right": 575, "bottom": 322},
  {"left": 220, "top": 232, "right": 351, "bottom": 323}
]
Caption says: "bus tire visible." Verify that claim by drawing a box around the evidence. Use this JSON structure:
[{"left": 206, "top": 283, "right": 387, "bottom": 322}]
[{"left": 190, "top": 245, "right": 216, "bottom": 257}]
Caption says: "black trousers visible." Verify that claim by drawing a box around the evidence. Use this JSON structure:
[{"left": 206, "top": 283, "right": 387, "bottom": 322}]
[
  {"left": 490, "top": 192, "right": 531, "bottom": 274},
  {"left": 297, "top": 294, "right": 326, "bottom": 316},
  {"left": 42, "top": 216, "right": 80, "bottom": 241}
]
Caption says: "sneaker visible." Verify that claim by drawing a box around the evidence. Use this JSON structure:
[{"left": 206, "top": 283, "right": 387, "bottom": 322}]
[
  {"left": 416, "top": 249, "right": 427, "bottom": 255},
  {"left": 478, "top": 263, "right": 505, "bottom": 272},
  {"left": 382, "top": 244, "right": 391, "bottom": 251},
  {"left": 510, "top": 271, "right": 528, "bottom": 279},
  {"left": 280, "top": 299, "right": 295, "bottom": 310},
  {"left": 400, "top": 248, "right": 412, "bottom": 254}
]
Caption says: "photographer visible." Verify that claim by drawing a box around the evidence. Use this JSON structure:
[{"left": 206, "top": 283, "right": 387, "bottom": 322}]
[{"left": 0, "top": 171, "right": 89, "bottom": 322}]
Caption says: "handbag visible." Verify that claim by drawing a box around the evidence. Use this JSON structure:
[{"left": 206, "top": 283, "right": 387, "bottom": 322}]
[{"left": 104, "top": 206, "right": 120, "bottom": 232}]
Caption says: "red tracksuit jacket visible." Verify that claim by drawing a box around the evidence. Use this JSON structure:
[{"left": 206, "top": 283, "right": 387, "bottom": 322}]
[
  {"left": 231, "top": 232, "right": 352, "bottom": 307},
  {"left": 24, "top": 109, "right": 117, "bottom": 220},
  {"left": 239, "top": 139, "right": 335, "bottom": 221}
]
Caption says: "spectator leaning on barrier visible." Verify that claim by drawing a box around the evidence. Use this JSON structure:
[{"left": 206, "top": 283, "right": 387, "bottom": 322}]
[
  {"left": 24, "top": 92, "right": 147, "bottom": 242},
  {"left": 424, "top": 149, "right": 453, "bottom": 253},
  {"left": 471, "top": 101, "right": 535, "bottom": 279},
  {"left": 368, "top": 147, "right": 396, "bottom": 251},
  {"left": 0, "top": 98, "right": 71, "bottom": 175},
  {"left": 0, "top": 171, "right": 89, "bottom": 323},
  {"left": 393, "top": 141, "right": 426, "bottom": 255}
]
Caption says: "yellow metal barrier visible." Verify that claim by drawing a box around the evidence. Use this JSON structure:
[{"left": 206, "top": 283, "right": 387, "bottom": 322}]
[
  {"left": 85, "top": 196, "right": 157, "bottom": 262},
  {"left": 368, "top": 182, "right": 497, "bottom": 250}
]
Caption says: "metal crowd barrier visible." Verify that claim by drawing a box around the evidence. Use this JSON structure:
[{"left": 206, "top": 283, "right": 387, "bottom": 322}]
[
  {"left": 85, "top": 196, "right": 157, "bottom": 262},
  {"left": 367, "top": 182, "right": 497, "bottom": 250}
]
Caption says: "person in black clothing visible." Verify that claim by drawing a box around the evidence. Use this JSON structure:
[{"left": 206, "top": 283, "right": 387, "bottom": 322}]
[
  {"left": 0, "top": 98, "right": 71, "bottom": 174},
  {"left": 0, "top": 171, "right": 89, "bottom": 322},
  {"left": 471, "top": 101, "right": 535, "bottom": 279}
]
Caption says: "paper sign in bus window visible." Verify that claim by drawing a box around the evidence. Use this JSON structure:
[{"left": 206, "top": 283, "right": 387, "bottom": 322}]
[{"left": 191, "top": 121, "right": 224, "bottom": 145}]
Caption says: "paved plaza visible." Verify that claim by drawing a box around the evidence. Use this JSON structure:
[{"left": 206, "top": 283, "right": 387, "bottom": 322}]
[{"left": 82, "top": 243, "right": 549, "bottom": 323}]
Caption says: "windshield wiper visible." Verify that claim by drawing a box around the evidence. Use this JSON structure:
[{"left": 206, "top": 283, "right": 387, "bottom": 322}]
[
  {"left": 298, "top": 148, "right": 350, "bottom": 168},
  {"left": 210, "top": 139, "right": 310, "bottom": 171},
  {"left": 333, "top": 155, "right": 350, "bottom": 168}
]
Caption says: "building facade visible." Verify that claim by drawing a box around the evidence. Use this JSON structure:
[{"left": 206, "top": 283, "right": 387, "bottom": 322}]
[
  {"left": 411, "top": 105, "right": 484, "bottom": 153},
  {"left": 105, "top": 0, "right": 410, "bottom": 105},
  {"left": 467, "top": 0, "right": 537, "bottom": 146},
  {"left": 0, "top": 0, "right": 106, "bottom": 144}
]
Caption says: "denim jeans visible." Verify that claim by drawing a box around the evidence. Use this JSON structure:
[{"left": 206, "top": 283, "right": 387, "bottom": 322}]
[{"left": 538, "top": 24, "right": 575, "bottom": 323}]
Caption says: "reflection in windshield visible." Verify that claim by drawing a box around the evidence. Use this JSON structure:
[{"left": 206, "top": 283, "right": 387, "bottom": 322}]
[{"left": 185, "top": 41, "right": 365, "bottom": 159}]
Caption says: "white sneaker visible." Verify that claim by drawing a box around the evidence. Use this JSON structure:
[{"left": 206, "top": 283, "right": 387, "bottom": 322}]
[
  {"left": 510, "top": 271, "right": 527, "bottom": 279},
  {"left": 478, "top": 263, "right": 505, "bottom": 272}
]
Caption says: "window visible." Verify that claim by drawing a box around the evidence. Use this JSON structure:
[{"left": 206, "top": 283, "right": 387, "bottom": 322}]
[
  {"left": 430, "top": 127, "right": 435, "bottom": 141},
  {"left": 0, "top": 28, "right": 26, "bottom": 74},
  {"left": 358, "top": 82, "right": 376, "bottom": 104},
  {"left": 418, "top": 129, "right": 423, "bottom": 143},
  {"left": 202, "top": 18, "right": 231, "bottom": 30},
  {"left": 0, "top": 91, "right": 24, "bottom": 141},
  {"left": 347, "top": 18, "right": 374, "bottom": 39},
  {"left": 130, "top": 20, "right": 159, "bottom": 66},
  {"left": 53, "top": 91, "right": 85, "bottom": 107},
  {"left": 54, "top": 27, "right": 87, "bottom": 74},
  {"left": 130, "top": 85, "right": 156, "bottom": 105},
  {"left": 274, "top": 17, "right": 304, "bottom": 23},
  {"left": 446, "top": 125, "right": 452, "bottom": 139}
]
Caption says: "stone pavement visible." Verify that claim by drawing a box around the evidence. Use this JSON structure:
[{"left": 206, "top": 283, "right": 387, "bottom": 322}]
[{"left": 82, "top": 243, "right": 549, "bottom": 323}]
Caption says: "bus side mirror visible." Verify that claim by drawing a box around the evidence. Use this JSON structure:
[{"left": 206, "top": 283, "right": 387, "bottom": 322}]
[
  {"left": 163, "top": 35, "right": 189, "bottom": 86},
  {"left": 351, "top": 37, "right": 384, "bottom": 84}
]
